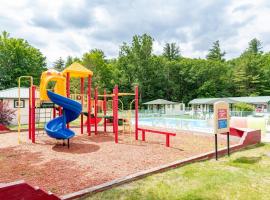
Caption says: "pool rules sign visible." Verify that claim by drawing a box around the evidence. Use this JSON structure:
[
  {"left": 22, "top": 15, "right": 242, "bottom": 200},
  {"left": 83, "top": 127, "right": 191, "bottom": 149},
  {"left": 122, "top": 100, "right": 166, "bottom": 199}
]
[
  {"left": 214, "top": 101, "right": 229, "bottom": 134},
  {"left": 213, "top": 101, "right": 230, "bottom": 160}
]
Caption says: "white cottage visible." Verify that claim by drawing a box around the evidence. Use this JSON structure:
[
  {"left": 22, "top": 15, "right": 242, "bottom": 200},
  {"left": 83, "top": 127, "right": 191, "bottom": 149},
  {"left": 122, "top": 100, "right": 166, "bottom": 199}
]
[
  {"left": 0, "top": 87, "right": 46, "bottom": 125},
  {"left": 189, "top": 96, "right": 270, "bottom": 113},
  {"left": 143, "top": 99, "right": 185, "bottom": 115}
]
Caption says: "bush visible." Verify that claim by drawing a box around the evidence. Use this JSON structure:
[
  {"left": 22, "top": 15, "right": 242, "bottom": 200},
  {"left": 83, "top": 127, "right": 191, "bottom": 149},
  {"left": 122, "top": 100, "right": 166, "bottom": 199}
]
[
  {"left": 0, "top": 101, "right": 15, "bottom": 126},
  {"left": 234, "top": 102, "right": 254, "bottom": 112}
]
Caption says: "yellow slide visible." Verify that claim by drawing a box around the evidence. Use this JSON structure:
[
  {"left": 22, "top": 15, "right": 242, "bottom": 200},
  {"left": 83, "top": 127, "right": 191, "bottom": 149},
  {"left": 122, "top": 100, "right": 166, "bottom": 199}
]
[{"left": 39, "top": 69, "right": 66, "bottom": 101}]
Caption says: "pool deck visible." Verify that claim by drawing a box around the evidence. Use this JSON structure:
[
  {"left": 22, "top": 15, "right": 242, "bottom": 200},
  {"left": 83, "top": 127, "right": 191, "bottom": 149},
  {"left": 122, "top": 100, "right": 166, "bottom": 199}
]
[
  {"left": 0, "top": 126, "right": 239, "bottom": 196},
  {"left": 262, "top": 133, "right": 270, "bottom": 142}
]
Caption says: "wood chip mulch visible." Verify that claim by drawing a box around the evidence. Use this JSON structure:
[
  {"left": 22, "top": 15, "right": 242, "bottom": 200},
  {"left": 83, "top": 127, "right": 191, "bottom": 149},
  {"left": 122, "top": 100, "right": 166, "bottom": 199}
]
[{"left": 0, "top": 127, "right": 239, "bottom": 196}]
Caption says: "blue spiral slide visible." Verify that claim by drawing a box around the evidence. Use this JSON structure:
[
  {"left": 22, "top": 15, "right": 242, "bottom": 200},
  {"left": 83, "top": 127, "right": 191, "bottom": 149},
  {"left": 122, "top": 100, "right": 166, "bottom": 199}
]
[{"left": 45, "top": 91, "right": 82, "bottom": 146}]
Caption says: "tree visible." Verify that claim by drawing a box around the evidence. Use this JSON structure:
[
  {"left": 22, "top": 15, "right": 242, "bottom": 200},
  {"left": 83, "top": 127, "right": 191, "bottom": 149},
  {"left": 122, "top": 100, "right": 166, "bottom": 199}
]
[
  {"left": 0, "top": 31, "right": 47, "bottom": 89},
  {"left": 261, "top": 53, "right": 270, "bottom": 95},
  {"left": 0, "top": 101, "right": 15, "bottom": 126},
  {"left": 231, "top": 53, "right": 265, "bottom": 96},
  {"left": 244, "top": 38, "right": 263, "bottom": 55},
  {"left": 53, "top": 57, "right": 65, "bottom": 71},
  {"left": 234, "top": 103, "right": 254, "bottom": 112},
  {"left": 163, "top": 43, "right": 181, "bottom": 60},
  {"left": 65, "top": 56, "right": 73, "bottom": 67},
  {"left": 118, "top": 34, "right": 155, "bottom": 100},
  {"left": 0, "top": 31, "right": 10, "bottom": 40},
  {"left": 82, "top": 49, "right": 115, "bottom": 90},
  {"left": 206, "top": 40, "right": 226, "bottom": 62},
  {"left": 65, "top": 56, "right": 81, "bottom": 68}
]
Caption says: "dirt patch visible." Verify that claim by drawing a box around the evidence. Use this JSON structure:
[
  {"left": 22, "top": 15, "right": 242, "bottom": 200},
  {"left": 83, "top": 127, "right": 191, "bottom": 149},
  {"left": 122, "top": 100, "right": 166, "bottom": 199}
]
[{"left": 52, "top": 143, "right": 100, "bottom": 154}]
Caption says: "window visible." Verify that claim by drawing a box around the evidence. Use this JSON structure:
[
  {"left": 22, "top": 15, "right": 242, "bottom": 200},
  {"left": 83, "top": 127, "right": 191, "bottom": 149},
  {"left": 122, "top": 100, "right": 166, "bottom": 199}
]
[
  {"left": 14, "top": 99, "right": 25, "bottom": 108},
  {"left": 168, "top": 105, "right": 170, "bottom": 109}
]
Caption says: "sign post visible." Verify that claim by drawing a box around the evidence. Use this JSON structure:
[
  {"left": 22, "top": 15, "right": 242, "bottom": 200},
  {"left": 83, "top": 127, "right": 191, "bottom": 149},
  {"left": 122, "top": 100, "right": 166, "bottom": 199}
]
[{"left": 213, "top": 101, "right": 230, "bottom": 160}]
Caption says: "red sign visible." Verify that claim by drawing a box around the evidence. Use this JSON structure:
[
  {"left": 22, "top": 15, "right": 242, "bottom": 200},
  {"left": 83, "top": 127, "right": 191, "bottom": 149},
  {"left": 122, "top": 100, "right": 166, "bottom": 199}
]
[{"left": 218, "top": 109, "right": 227, "bottom": 119}]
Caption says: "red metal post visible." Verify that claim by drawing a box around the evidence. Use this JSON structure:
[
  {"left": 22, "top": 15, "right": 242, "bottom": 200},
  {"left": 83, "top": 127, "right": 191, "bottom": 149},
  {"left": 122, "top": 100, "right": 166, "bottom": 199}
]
[
  {"left": 66, "top": 72, "right": 70, "bottom": 129},
  {"left": 28, "top": 87, "right": 32, "bottom": 140},
  {"left": 94, "top": 87, "right": 98, "bottom": 135},
  {"left": 80, "top": 78, "right": 84, "bottom": 134},
  {"left": 59, "top": 107, "right": 62, "bottom": 116},
  {"left": 166, "top": 134, "right": 170, "bottom": 147},
  {"left": 87, "top": 76, "right": 91, "bottom": 135},
  {"left": 135, "top": 86, "right": 139, "bottom": 140},
  {"left": 114, "top": 85, "right": 118, "bottom": 143},
  {"left": 142, "top": 130, "right": 145, "bottom": 141},
  {"left": 112, "top": 88, "right": 115, "bottom": 134},
  {"left": 53, "top": 107, "right": 56, "bottom": 118},
  {"left": 31, "top": 86, "right": 36, "bottom": 143},
  {"left": 103, "top": 89, "right": 107, "bottom": 132}
]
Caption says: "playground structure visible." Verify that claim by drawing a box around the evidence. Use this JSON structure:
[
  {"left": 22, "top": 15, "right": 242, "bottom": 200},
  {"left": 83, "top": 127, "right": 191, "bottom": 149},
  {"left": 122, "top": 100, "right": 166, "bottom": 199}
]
[
  {"left": 17, "top": 62, "right": 140, "bottom": 146},
  {"left": 19, "top": 62, "right": 265, "bottom": 149},
  {"left": 96, "top": 86, "right": 139, "bottom": 143}
]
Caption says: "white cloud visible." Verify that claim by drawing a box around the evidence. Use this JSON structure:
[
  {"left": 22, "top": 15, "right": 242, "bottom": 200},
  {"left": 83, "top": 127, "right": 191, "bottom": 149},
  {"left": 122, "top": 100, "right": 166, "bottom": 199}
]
[{"left": 0, "top": 0, "right": 269, "bottom": 66}]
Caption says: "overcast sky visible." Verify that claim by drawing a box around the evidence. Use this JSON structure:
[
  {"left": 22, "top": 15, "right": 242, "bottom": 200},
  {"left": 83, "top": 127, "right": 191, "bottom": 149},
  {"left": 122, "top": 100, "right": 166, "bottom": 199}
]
[{"left": 1, "top": 0, "right": 270, "bottom": 66}]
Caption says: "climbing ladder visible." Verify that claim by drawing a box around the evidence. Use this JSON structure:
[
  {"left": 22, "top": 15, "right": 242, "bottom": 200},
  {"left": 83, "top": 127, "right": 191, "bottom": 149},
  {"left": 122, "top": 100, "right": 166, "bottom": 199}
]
[{"left": 36, "top": 103, "right": 54, "bottom": 135}]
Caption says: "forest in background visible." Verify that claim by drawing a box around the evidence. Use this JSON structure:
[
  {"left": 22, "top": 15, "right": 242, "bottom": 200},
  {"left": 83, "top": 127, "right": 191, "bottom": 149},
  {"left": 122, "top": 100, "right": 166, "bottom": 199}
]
[{"left": 1, "top": 31, "right": 270, "bottom": 104}]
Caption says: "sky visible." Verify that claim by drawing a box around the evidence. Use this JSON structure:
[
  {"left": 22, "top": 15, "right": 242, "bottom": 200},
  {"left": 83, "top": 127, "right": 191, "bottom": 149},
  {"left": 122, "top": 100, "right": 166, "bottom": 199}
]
[{"left": 1, "top": 0, "right": 270, "bottom": 67}]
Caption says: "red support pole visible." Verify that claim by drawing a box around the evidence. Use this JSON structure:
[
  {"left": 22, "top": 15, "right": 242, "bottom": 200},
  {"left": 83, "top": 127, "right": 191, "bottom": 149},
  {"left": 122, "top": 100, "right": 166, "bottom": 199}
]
[
  {"left": 31, "top": 86, "right": 36, "bottom": 143},
  {"left": 103, "top": 89, "right": 107, "bottom": 132},
  {"left": 80, "top": 78, "right": 84, "bottom": 134},
  {"left": 87, "top": 76, "right": 91, "bottom": 135},
  {"left": 66, "top": 72, "right": 70, "bottom": 129},
  {"left": 53, "top": 107, "right": 56, "bottom": 118},
  {"left": 59, "top": 107, "right": 62, "bottom": 116},
  {"left": 135, "top": 86, "right": 139, "bottom": 140},
  {"left": 166, "top": 134, "right": 170, "bottom": 147},
  {"left": 28, "top": 87, "right": 32, "bottom": 140},
  {"left": 142, "top": 130, "right": 145, "bottom": 141},
  {"left": 94, "top": 87, "right": 98, "bottom": 135},
  {"left": 112, "top": 88, "right": 115, "bottom": 134},
  {"left": 114, "top": 85, "right": 118, "bottom": 143}
]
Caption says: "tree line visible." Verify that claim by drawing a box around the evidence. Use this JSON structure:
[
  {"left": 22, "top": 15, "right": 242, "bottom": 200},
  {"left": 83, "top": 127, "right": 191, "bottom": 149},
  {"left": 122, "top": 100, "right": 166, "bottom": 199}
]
[{"left": 1, "top": 31, "right": 270, "bottom": 105}]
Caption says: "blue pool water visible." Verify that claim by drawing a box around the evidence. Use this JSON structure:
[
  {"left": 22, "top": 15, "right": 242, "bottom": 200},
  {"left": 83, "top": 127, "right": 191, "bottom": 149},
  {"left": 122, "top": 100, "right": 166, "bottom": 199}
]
[{"left": 131, "top": 117, "right": 213, "bottom": 133}]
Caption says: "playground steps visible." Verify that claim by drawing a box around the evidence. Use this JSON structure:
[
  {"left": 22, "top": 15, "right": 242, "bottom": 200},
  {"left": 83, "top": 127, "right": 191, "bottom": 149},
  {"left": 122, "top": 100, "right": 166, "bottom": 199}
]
[{"left": 0, "top": 180, "right": 60, "bottom": 200}]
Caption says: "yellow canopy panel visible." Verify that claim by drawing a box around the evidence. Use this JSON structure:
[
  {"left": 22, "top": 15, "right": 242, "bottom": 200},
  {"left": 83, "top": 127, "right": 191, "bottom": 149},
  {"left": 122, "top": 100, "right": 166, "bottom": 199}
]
[{"left": 62, "top": 62, "right": 93, "bottom": 78}]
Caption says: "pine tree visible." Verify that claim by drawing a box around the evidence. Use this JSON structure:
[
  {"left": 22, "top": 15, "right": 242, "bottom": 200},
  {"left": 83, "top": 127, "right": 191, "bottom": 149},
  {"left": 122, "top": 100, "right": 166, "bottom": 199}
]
[
  {"left": 65, "top": 56, "right": 73, "bottom": 68},
  {"left": 163, "top": 43, "right": 181, "bottom": 60},
  {"left": 244, "top": 38, "right": 263, "bottom": 55},
  {"left": 206, "top": 40, "right": 226, "bottom": 62},
  {"left": 53, "top": 57, "right": 65, "bottom": 71}
]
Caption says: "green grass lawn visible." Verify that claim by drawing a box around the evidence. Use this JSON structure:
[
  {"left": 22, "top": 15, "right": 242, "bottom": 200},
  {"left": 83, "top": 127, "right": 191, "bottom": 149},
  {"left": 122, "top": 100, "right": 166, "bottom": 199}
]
[{"left": 85, "top": 143, "right": 270, "bottom": 200}]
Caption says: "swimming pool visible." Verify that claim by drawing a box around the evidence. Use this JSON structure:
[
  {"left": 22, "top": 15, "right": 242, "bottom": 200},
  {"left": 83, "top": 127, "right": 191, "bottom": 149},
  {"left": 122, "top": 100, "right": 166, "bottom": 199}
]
[{"left": 131, "top": 117, "right": 213, "bottom": 133}]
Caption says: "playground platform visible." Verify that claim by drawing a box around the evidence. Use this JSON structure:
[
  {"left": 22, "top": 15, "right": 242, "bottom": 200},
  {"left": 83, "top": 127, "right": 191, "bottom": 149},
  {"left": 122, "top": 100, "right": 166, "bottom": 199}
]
[{"left": 0, "top": 127, "right": 256, "bottom": 198}]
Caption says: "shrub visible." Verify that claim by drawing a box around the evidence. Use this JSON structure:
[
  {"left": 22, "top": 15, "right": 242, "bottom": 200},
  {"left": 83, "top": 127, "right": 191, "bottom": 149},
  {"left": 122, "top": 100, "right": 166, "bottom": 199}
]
[
  {"left": 0, "top": 101, "right": 15, "bottom": 126},
  {"left": 234, "top": 102, "right": 254, "bottom": 112}
]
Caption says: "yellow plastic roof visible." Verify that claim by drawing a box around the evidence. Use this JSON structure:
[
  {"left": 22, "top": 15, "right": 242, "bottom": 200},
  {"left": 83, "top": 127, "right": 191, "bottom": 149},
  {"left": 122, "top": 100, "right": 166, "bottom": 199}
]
[{"left": 62, "top": 62, "right": 93, "bottom": 78}]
